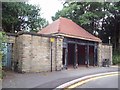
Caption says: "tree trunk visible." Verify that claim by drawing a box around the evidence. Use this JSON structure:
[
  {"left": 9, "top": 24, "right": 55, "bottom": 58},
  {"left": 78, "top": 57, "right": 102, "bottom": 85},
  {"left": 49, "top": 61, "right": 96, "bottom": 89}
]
[{"left": 118, "top": 22, "right": 120, "bottom": 52}]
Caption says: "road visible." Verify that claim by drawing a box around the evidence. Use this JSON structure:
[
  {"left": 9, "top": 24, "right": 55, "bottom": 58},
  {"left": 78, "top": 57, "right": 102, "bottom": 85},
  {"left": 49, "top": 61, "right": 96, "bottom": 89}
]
[
  {"left": 77, "top": 74, "right": 119, "bottom": 88},
  {"left": 2, "top": 66, "right": 119, "bottom": 88}
]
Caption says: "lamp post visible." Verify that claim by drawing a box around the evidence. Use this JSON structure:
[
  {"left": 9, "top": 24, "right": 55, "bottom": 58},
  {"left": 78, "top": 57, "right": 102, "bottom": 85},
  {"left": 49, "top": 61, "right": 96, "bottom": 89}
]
[
  {"left": 108, "top": 36, "right": 111, "bottom": 66},
  {"left": 108, "top": 36, "right": 111, "bottom": 44}
]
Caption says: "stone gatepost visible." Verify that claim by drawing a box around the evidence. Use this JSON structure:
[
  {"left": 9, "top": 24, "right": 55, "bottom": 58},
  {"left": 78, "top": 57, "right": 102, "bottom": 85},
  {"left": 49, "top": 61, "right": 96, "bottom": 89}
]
[
  {"left": 101, "top": 44, "right": 112, "bottom": 66},
  {"left": 97, "top": 43, "right": 112, "bottom": 67}
]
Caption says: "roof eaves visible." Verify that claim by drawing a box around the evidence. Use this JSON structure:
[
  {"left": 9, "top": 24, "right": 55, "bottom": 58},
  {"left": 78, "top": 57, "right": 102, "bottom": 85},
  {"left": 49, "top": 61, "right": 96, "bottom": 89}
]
[{"left": 56, "top": 33, "right": 102, "bottom": 42}]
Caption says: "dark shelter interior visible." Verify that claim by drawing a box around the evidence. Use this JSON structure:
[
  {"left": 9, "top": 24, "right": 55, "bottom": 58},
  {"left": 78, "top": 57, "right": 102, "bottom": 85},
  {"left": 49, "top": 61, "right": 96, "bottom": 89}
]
[
  {"left": 62, "top": 37, "right": 97, "bottom": 68},
  {"left": 67, "top": 43, "right": 75, "bottom": 66},
  {"left": 77, "top": 45, "right": 86, "bottom": 66}
]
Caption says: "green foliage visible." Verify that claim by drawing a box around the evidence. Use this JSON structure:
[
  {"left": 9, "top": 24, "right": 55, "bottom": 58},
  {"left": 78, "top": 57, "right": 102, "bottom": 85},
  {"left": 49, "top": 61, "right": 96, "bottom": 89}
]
[
  {"left": 113, "top": 51, "right": 120, "bottom": 65},
  {"left": 79, "top": 12, "right": 98, "bottom": 25},
  {"left": 0, "top": 69, "right": 5, "bottom": 79},
  {"left": 0, "top": 32, "right": 7, "bottom": 51},
  {"left": 2, "top": 2, "right": 48, "bottom": 33},
  {"left": 52, "top": 2, "right": 105, "bottom": 34},
  {"left": 0, "top": 51, "right": 2, "bottom": 68},
  {"left": 0, "top": 31, "right": 7, "bottom": 79},
  {"left": 52, "top": 2, "right": 120, "bottom": 51}
]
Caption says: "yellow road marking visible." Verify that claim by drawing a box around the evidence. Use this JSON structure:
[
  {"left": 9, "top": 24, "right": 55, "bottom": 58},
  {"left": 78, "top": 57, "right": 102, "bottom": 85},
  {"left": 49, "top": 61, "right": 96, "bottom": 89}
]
[{"left": 64, "top": 73, "right": 119, "bottom": 90}]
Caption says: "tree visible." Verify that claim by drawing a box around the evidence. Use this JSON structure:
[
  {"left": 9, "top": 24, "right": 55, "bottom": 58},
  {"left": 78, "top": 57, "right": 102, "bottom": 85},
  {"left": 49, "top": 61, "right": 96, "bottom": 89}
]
[
  {"left": 52, "top": 2, "right": 120, "bottom": 51},
  {"left": 102, "top": 2, "right": 120, "bottom": 51},
  {"left": 52, "top": 2, "right": 105, "bottom": 34},
  {"left": 2, "top": 2, "right": 48, "bottom": 33}
]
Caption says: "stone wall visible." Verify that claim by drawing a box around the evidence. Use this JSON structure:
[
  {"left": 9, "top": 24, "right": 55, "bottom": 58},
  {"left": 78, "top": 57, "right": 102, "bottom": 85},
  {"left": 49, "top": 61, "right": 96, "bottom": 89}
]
[
  {"left": 98, "top": 43, "right": 112, "bottom": 66},
  {"left": 7, "top": 33, "right": 113, "bottom": 72},
  {"left": 16, "top": 33, "right": 63, "bottom": 72}
]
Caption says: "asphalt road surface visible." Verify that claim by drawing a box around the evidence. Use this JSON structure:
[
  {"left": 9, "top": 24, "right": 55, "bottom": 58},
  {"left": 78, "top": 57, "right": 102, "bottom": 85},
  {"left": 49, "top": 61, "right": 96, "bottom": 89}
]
[{"left": 76, "top": 74, "right": 119, "bottom": 88}]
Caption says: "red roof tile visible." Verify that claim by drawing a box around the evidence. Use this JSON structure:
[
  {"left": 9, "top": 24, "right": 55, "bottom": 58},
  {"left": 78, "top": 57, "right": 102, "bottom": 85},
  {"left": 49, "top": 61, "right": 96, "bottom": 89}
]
[{"left": 38, "top": 17, "right": 101, "bottom": 42}]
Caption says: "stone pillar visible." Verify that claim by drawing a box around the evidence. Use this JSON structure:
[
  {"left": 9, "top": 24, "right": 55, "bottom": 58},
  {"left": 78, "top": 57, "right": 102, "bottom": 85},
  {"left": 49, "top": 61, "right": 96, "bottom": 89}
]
[
  {"left": 64, "top": 47, "right": 68, "bottom": 69},
  {"left": 16, "top": 35, "right": 24, "bottom": 72},
  {"left": 55, "top": 37, "right": 63, "bottom": 70},
  {"left": 86, "top": 44, "right": 89, "bottom": 67},
  {"left": 50, "top": 37, "right": 56, "bottom": 71},
  {"left": 94, "top": 44, "right": 97, "bottom": 66},
  {"left": 97, "top": 43, "right": 102, "bottom": 67},
  {"left": 21, "top": 35, "right": 32, "bottom": 72},
  {"left": 74, "top": 44, "right": 78, "bottom": 68}
]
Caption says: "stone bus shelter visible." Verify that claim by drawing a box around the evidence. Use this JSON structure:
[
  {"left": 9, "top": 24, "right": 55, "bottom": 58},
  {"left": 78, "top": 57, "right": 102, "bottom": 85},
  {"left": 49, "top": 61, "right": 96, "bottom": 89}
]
[{"left": 38, "top": 17, "right": 102, "bottom": 69}]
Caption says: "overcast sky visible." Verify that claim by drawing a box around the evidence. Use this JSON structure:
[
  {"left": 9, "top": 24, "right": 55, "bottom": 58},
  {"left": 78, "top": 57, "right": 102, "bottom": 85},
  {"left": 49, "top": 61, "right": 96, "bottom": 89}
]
[{"left": 28, "top": 0, "right": 63, "bottom": 23}]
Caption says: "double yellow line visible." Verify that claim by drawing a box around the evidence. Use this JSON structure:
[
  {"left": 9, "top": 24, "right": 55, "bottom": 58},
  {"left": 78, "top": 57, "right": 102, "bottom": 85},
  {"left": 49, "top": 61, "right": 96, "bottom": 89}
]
[{"left": 64, "top": 72, "right": 119, "bottom": 89}]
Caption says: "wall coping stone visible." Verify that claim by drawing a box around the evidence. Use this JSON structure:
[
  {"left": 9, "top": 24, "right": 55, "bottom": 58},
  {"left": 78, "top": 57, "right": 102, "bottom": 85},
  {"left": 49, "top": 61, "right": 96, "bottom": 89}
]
[
  {"left": 6, "top": 32, "right": 63, "bottom": 39},
  {"left": 102, "top": 43, "right": 112, "bottom": 46}
]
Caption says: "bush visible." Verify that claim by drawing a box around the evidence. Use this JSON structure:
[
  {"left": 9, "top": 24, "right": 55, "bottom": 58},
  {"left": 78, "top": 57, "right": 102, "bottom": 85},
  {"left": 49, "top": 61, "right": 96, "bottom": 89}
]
[
  {"left": 0, "top": 70, "right": 5, "bottom": 79},
  {"left": 112, "top": 51, "right": 120, "bottom": 65},
  {"left": 0, "top": 32, "right": 7, "bottom": 79}
]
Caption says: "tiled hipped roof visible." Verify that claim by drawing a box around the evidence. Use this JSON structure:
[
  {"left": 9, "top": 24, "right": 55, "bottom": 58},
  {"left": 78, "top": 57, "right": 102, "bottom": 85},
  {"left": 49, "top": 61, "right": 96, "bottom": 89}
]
[{"left": 38, "top": 17, "right": 101, "bottom": 42}]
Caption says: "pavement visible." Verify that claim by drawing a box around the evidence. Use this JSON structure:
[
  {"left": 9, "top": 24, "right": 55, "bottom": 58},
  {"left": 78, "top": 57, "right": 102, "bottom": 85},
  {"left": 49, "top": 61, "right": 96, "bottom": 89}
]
[
  {"left": 0, "top": 79, "right": 2, "bottom": 90},
  {"left": 2, "top": 66, "right": 119, "bottom": 88}
]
